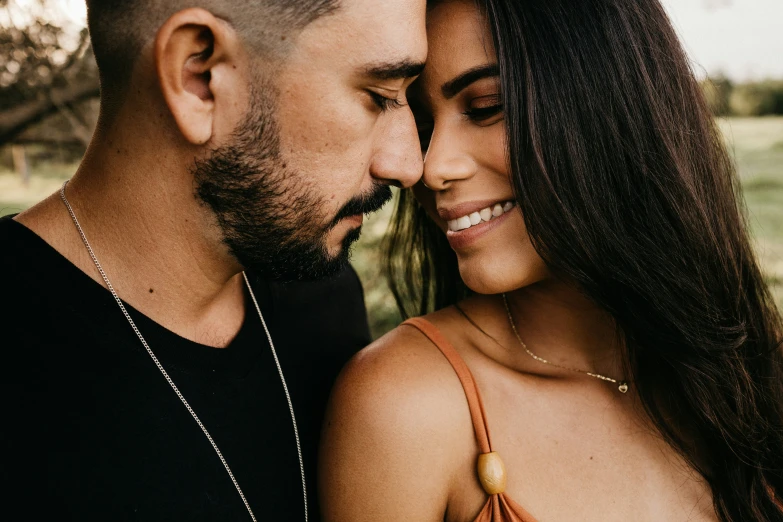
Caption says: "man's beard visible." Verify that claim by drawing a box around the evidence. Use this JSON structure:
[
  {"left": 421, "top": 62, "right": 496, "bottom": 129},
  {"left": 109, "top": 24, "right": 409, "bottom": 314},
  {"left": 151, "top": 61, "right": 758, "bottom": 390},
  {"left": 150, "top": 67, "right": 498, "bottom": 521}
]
[{"left": 193, "top": 86, "right": 392, "bottom": 282}]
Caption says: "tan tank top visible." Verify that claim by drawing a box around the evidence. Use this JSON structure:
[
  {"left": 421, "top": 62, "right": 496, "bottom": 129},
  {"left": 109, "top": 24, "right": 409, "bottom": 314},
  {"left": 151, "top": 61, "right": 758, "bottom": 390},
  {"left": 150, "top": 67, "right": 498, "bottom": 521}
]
[
  {"left": 406, "top": 318, "right": 783, "bottom": 519},
  {"left": 402, "top": 317, "right": 538, "bottom": 522}
]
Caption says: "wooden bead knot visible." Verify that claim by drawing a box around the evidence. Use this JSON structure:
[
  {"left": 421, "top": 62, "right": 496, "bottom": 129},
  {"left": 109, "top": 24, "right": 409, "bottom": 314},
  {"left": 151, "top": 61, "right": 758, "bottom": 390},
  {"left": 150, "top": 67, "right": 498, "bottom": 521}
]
[{"left": 477, "top": 451, "right": 506, "bottom": 495}]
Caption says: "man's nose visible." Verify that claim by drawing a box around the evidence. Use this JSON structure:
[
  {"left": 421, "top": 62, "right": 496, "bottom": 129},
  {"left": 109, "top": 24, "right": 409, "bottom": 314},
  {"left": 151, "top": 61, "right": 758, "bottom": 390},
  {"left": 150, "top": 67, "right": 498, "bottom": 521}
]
[{"left": 368, "top": 107, "right": 423, "bottom": 189}]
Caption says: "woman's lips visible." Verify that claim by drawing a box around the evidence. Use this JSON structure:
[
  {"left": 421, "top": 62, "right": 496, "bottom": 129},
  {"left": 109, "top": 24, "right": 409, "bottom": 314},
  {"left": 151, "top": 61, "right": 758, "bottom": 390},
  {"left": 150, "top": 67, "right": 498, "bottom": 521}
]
[
  {"left": 445, "top": 206, "right": 514, "bottom": 250},
  {"left": 445, "top": 201, "right": 515, "bottom": 231}
]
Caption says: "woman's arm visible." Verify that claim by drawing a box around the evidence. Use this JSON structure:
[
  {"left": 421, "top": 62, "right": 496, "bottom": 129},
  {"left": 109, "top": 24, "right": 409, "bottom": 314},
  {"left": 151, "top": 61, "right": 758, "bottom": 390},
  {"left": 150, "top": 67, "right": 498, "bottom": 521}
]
[{"left": 319, "top": 328, "right": 467, "bottom": 521}]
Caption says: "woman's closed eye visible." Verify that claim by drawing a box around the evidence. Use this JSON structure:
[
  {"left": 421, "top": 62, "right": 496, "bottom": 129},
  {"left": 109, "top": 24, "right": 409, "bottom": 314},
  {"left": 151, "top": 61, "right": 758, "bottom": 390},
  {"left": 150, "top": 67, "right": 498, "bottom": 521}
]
[{"left": 464, "top": 94, "right": 503, "bottom": 124}]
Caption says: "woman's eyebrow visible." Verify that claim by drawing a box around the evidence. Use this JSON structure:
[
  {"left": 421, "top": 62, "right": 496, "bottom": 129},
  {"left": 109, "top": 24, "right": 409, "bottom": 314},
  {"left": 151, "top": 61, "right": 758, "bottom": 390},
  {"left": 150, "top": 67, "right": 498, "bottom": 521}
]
[{"left": 442, "top": 64, "right": 500, "bottom": 99}]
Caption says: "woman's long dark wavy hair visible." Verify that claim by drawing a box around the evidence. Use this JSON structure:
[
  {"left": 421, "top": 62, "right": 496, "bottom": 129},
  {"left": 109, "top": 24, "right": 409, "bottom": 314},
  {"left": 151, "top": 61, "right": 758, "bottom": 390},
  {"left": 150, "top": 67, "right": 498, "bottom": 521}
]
[{"left": 384, "top": 0, "right": 783, "bottom": 519}]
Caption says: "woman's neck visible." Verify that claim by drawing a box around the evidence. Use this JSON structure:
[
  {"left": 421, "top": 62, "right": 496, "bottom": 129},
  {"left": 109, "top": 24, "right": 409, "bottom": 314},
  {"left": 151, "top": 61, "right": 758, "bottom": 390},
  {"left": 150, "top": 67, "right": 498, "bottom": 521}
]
[{"left": 463, "top": 279, "right": 625, "bottom": 382}]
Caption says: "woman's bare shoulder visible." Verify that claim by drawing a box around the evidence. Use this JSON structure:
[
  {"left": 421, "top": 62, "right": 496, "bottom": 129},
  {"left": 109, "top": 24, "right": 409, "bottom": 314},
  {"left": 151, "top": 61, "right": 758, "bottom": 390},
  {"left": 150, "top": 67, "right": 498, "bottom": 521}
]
[
  {"left": 332, "top": 311, "right": 468, "bottom": 422},
  {"left": 320, "top": 313, "right": 475, "bottom": 520}
]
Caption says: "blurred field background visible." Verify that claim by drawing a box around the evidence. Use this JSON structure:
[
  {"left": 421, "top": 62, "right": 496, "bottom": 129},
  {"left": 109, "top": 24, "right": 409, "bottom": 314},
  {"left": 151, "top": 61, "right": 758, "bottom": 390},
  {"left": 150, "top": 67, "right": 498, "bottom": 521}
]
[{"left": 1, "top": 0, "right": 782, "bottom": 339}]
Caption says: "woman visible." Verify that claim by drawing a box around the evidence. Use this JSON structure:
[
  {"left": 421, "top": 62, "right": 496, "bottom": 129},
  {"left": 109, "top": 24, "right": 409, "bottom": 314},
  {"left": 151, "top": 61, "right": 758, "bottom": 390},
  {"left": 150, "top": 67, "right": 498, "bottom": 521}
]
[{"left": 320, "top": 0, "right": 783, "bottom": 520}]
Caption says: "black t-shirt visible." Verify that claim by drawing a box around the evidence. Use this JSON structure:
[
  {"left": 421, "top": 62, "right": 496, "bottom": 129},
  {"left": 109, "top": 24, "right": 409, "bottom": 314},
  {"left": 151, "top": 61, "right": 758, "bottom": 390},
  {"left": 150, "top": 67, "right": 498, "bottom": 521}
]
[{"left": 0, "top": 215, "right": 371, "bottom": 521}]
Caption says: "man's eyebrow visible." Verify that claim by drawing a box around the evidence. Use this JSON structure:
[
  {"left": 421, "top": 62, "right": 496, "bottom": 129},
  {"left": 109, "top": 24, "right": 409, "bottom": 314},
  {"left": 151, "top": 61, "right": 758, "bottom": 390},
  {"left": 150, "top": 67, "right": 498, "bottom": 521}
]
[
  {"left": 442, "top": 64, "right": 500, "bottom": 99},
  {"left": 363, "top": 60, "right": 426, "bottom": 81}
]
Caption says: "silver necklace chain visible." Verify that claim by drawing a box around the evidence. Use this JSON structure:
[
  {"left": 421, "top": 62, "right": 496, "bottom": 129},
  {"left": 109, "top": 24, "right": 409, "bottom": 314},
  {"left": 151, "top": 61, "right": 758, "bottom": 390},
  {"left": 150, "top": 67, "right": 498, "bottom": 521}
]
[
  {"left": 501, "top": 293, "right": 629, "bottom": 394},
  {"left": 60, "top": 180, "right": 308, "bottom": 521}
]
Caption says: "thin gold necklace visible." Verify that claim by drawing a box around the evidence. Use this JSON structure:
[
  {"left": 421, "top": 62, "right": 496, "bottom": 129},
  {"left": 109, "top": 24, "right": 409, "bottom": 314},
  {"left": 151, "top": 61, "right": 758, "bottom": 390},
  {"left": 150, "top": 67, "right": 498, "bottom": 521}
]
[{"left": 501, "top": 293, "right": 629, "bottom": 394}]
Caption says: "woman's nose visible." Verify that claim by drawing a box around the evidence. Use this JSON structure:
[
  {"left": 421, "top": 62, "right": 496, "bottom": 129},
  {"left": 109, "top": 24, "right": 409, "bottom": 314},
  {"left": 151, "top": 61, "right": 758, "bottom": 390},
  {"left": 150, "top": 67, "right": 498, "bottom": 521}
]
[{"left": 421, "top": 125, "right": 477, "bottom": 191}]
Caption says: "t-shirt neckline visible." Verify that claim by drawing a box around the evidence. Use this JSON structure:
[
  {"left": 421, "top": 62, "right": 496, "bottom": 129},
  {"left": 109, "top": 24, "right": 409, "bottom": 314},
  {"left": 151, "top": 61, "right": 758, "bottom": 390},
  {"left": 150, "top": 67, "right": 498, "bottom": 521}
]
[{"left": 1, "top": 214, "right": 268, "bottom": 376}]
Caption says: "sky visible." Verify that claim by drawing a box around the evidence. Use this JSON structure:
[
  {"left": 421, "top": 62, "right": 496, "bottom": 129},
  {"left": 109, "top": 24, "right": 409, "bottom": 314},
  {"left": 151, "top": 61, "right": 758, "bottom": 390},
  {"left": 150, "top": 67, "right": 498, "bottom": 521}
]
[
  {"left": 660, "top": 0, "right": 783, "bottom": 81},
  {"left": 41, "top": 0, "right": 783, "bottom": 82}
]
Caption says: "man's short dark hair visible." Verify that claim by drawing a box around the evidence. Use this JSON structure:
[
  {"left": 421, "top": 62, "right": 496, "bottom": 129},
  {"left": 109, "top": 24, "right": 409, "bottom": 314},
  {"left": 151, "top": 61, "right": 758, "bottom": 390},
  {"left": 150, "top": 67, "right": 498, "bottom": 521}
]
[{"left": 86, "top": 0, "right": 340, "bottom": 100}]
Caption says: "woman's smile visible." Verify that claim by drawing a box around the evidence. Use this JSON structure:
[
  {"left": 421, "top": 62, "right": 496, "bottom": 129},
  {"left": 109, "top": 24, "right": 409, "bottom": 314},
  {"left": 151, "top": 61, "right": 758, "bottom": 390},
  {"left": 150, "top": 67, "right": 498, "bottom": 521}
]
[{"left": 443, "top": 200, "right": 517, "bottom": 250}]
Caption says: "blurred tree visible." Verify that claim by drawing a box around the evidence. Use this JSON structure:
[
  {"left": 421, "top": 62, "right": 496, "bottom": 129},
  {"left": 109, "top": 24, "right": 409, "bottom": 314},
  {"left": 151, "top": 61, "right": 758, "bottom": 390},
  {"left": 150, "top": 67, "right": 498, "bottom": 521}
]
[
  {"left": 702, "top": 74, "right": 733, "bottom": 117},
  {"left": 0, "top": 0, "right": 98, "bottom": 146},
  {"left": 730, "top": 81, "right": 783, "bottom": 117}
]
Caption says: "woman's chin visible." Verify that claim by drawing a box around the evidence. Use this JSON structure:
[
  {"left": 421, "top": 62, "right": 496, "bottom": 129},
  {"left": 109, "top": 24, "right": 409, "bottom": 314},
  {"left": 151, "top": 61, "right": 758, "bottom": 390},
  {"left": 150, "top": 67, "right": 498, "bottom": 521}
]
[{"left": 457, "top": 257, "right": 550, "bottom": 296}]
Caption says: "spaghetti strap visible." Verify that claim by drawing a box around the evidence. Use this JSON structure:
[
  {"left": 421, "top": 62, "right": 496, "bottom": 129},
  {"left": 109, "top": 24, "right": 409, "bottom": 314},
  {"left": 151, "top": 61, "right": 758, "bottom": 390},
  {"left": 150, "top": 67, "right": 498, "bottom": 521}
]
[
  {"left": 401, "top": 317, "right": 539, "bottom": 522},
  {"left": 402, "top": 317, "right": 494, "bottom": 453}
]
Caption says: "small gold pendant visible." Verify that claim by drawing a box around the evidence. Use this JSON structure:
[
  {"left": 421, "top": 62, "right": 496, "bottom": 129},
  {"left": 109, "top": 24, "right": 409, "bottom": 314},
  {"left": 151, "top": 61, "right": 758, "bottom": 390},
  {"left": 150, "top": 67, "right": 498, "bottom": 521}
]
[{"left": 618, "top": 381, "right": 629, "bottom": 394}]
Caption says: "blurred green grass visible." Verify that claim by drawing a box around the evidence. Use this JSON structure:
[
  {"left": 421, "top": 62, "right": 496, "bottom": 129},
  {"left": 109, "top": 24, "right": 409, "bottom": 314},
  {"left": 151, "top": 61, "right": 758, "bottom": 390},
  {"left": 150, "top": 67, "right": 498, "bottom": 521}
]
[
  {"left": 3, "top": 117, "right": 783, "bottom": 338},
  {"left": 715, "top": 118, "right": 783, "bottom": 327}
]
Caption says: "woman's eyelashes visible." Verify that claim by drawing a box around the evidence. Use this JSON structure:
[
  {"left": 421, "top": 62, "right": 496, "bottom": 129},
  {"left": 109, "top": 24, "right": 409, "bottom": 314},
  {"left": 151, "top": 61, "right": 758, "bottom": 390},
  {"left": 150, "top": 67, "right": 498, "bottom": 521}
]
[
  {"left": 464, "top": 94, "right": 503, "bottom": 123},
  {"left": 412, "top": 92, "right": 502, "bottom": 153},
  {"left": 465, "top": 104, "right": 503, "bottom": 121}
]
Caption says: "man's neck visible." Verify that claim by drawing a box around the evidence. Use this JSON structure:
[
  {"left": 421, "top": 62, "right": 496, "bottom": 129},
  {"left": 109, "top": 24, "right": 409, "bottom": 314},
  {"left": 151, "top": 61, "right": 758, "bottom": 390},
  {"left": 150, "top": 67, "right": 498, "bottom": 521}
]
[{"left": 16, "top": 130, "right": 247, "bottom": 348}]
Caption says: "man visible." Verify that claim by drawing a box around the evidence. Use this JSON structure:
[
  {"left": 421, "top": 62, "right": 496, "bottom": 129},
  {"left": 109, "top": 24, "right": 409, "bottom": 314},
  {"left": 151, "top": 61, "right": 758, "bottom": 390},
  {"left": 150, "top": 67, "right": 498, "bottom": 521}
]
[{"left": 0, "top": 0, "right": 426, "bottom": 519}]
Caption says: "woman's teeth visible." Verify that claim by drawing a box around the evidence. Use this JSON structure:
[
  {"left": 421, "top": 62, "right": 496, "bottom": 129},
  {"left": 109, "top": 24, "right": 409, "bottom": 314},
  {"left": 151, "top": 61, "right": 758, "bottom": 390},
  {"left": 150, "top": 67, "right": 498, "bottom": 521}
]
[{"left": 447, "top": 201, "right": 516, "bottom": 232}]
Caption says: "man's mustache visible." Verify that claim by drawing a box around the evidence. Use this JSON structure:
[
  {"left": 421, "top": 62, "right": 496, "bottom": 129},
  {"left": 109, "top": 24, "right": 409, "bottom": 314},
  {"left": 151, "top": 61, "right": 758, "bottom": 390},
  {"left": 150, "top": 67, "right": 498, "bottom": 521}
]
[{"left": 331, "top": 183, "right": 393, "bottom": 226}]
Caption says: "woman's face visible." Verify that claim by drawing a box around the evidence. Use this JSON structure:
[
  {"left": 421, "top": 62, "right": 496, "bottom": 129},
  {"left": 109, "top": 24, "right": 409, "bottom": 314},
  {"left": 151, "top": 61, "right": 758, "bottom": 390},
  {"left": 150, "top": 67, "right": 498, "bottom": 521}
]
[{"left": 411, "top": 0, "right": 549, "bottom": 294}]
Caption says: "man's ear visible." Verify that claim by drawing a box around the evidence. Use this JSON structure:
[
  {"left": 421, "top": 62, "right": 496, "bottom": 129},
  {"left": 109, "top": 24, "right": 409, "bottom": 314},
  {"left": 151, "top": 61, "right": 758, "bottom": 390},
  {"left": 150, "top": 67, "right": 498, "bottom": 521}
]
[{"left": 155, "top": 8, "right": 245, "bottom": 145}]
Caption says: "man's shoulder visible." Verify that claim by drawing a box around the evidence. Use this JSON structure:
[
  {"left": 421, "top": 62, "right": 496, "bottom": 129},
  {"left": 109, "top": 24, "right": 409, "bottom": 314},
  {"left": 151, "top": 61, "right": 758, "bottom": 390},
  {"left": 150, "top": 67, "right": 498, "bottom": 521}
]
[
  {"left": 0, "top": 214, "right": 90, "bottom": 340},
  {"left": 0, "top": 212, "right": 58, "bottom": 269},
  {"left": 0, "top": 214, "right": 61, "bottom": 288},
  {"left": 0, "top": 214, "right": 27, "bottom": 262},
  {"left": 0, "top": 214, "right": 41, "bottom": 287}
]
